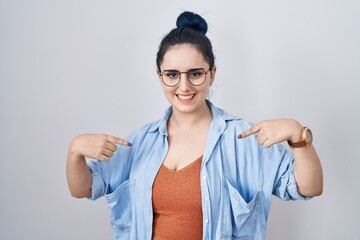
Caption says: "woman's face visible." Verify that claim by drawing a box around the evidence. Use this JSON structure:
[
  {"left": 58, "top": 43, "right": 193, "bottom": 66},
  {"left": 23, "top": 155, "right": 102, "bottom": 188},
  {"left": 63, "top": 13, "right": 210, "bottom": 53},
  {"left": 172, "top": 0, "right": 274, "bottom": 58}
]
[{"left": 158, "top": 44, "right": 216, "bottom": 115}]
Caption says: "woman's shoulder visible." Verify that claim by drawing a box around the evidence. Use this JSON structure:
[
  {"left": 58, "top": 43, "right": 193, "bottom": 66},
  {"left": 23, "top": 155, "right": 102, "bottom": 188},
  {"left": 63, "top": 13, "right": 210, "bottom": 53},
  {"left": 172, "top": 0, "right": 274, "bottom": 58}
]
[
  {"left": 127, "top": 119, "right": 163, "bottom": 138},
  {"left": 208, "top": 101, "right": 253, "bottom": 130},
  {"left": 127, "top": 105, "right": 172, "bottom": 139}
]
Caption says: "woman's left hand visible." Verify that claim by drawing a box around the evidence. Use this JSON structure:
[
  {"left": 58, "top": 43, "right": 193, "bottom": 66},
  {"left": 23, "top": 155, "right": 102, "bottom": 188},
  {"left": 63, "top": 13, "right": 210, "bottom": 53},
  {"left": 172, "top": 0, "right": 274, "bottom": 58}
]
[{"left": 238, "top": 119, "right": 303, "bottom": 148}]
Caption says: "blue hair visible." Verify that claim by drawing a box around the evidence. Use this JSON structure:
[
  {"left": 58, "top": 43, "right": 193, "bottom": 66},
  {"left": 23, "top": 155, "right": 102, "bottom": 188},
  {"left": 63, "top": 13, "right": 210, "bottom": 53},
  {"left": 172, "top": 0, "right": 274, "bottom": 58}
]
[
  {"left": 176, "top": 11, "right": 208, "bottom": 34},
  {"left": 156, "top": 11, "right": 215, "bottom": 71}
]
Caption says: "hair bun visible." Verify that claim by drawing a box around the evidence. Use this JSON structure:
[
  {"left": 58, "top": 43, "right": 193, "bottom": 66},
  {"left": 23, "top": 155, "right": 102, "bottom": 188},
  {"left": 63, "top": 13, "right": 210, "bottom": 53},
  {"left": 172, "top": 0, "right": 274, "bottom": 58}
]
[{"left": 176, "top": 11, "right": 208, "bottom": 34}]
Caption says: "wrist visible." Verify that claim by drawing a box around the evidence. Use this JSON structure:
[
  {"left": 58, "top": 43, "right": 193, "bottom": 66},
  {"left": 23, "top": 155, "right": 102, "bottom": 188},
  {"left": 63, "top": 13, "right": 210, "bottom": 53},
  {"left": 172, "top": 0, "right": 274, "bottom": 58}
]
[
  {"left": 68, "top": 137, "right": 85, "bottom": 160},
  {"left": 288, "top": 126, "right": 313, "bottom": 148},
  {"left": 289, "top": 123, "right": 303, "bottom": 142}
]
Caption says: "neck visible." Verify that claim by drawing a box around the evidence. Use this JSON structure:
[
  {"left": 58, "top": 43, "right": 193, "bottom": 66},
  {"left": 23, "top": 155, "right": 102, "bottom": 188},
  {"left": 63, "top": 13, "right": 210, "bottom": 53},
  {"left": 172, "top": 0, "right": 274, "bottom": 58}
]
[{"left": 169, "top": 101, "right": 212, "bottom": 127}]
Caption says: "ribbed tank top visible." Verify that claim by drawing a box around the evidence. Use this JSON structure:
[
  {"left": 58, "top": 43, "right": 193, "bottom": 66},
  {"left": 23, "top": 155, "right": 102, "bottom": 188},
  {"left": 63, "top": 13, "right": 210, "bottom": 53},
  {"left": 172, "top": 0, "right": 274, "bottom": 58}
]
[{"left": 152, "top": 156, "right": 203, "bottom": 240}]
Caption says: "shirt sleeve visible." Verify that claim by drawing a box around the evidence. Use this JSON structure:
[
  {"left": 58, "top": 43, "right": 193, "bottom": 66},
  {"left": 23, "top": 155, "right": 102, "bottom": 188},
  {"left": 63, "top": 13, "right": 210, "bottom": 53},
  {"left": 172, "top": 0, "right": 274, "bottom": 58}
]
[
  {"left": 87, "top": 144, "right": 134, "bottom": 200},
  {"left": 87, "top": 161, "right": 107, "bottom": 200},
  {"left": 271, "top": 145, "right": 311, "bottom": 201}
]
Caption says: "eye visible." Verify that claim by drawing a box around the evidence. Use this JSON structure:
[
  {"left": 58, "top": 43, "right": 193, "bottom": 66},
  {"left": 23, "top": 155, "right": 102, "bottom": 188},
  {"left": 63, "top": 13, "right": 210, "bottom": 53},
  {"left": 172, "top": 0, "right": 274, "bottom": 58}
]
[
  {"left": 165, "top": 71, "right": 179, "bottom": 79},
  {"left": 189, "top": 70, "right": 204, "bottom": 79}
]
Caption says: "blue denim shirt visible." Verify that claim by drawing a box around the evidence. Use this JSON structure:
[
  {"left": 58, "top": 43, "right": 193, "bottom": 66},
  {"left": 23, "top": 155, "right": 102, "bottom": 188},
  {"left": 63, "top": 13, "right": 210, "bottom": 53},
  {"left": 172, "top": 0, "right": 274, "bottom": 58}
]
[{"left": 88, "top": 101, "right": 307, "bottom": 240}]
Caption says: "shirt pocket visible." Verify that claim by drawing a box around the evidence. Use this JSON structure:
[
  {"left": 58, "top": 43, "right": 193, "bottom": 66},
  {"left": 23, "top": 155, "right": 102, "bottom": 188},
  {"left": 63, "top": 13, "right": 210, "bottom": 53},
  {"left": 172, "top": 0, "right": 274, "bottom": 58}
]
[
  {"left": 220, "top": 178, "right": 263, "bottom": 240},
  {"left": 105, "top": 179, "right": 134, "bottom": 238}
]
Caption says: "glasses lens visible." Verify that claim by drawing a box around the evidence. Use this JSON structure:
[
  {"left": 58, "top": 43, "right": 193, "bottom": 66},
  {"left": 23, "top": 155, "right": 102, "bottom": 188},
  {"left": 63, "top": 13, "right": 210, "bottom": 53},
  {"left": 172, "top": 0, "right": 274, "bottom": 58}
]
[
  {"left": 162, "top": 70, "right": 180, "bottom": 86},
  {"left": 187, "top": 69, "right": 206, "bottom": 86},
  {"left": 161, "top": 69, "right": 208, "bottom": 87}
]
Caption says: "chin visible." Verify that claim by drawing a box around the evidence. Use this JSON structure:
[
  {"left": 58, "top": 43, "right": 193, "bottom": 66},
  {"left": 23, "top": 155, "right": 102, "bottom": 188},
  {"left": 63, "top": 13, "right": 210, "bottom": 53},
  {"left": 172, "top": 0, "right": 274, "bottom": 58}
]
[{"left": 173, "top": 104, "right": 197, "bottom": 113}]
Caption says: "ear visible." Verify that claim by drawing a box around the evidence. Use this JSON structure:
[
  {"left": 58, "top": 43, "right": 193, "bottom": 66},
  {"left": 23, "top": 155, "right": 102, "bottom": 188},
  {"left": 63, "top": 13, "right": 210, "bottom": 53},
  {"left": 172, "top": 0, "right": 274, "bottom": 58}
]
[
  {"left": 156, "top": 68, "right": 161, "bottom": 77},
  {"left": 209, "top": 66, "right": 217, "bottom": 86}
]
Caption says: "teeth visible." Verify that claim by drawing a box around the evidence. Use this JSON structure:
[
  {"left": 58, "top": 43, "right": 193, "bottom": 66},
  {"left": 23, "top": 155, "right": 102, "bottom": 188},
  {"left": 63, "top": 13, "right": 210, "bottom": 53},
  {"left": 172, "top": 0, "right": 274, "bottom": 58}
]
[{"left": 177, "top": 94, "right": 195, "bottom": 100}]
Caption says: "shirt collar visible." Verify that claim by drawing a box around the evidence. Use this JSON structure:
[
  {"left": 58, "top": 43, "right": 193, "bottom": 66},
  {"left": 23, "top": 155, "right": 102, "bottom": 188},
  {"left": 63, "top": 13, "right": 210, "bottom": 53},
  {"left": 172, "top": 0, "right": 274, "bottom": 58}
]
[{"left": 147, "top": 100, "right": 240, "bottom": 135}]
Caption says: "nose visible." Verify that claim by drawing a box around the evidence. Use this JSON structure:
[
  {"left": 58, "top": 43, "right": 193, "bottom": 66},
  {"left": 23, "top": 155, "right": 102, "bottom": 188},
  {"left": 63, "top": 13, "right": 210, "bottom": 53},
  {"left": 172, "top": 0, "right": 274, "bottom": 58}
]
[{"left": 178, "top": 72, "right": 191, "bottom": 90}]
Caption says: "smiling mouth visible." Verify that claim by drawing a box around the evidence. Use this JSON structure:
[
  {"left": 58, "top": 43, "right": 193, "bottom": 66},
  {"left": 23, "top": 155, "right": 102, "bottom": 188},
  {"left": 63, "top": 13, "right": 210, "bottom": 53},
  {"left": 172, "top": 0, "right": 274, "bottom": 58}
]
[{"left": 176, "top": 94, "right": 196, "bottom": 100}]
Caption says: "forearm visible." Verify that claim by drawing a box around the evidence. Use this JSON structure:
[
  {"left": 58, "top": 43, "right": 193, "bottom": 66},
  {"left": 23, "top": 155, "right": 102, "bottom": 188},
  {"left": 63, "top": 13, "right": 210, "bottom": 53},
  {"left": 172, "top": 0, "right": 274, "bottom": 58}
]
[
  {"left": 66, "top": 149, "right": 92, "bottom": 198},
  {"left": 293, "top": 145, "right": 323, "bottom": 197}
]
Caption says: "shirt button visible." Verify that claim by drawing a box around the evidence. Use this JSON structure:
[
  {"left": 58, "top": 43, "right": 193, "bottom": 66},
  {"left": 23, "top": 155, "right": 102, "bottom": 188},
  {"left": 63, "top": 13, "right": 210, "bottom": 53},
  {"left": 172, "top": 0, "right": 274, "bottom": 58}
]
[
  {"left": 202, "top": 175, "right": 207, "bottom": 180},
  {"left": 204, "top": 218, "right": 209, "bottom": 224},
  {"left": 204, "top": 196, "right": 209, "bottom": 201}
]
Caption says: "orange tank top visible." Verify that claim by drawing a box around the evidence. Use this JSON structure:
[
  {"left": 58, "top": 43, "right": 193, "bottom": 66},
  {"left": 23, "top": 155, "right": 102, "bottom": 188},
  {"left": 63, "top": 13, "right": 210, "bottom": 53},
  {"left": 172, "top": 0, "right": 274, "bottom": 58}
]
[{"left": 152, "top": 156, "right": 203, "bottom": 240}]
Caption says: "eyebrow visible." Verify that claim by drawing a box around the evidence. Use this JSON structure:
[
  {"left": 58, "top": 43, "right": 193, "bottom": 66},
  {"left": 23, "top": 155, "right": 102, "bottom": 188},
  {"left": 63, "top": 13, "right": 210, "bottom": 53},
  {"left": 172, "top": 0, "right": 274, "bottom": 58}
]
[{"left": 163, "top": 68, "right": 205, "bottom": 72}]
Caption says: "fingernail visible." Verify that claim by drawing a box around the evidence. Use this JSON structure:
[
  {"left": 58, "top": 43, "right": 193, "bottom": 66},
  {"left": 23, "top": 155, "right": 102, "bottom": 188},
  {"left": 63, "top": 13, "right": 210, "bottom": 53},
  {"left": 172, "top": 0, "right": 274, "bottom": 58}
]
[
  {"left": 237, "top": 134, "right": 243, "bottom": 139},
  {"left": 127, "top": 142, "right": 132, "bottom": 146}
]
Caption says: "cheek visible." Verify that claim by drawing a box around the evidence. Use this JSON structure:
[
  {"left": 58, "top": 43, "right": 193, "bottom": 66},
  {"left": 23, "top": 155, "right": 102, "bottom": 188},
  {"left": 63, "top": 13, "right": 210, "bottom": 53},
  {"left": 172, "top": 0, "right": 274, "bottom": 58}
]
[
  {"left": 161, "top": 85, "right": 174, "bottom": 96},
  {"left": 199, "top": 85, "right": 211, "bottom": 94}
]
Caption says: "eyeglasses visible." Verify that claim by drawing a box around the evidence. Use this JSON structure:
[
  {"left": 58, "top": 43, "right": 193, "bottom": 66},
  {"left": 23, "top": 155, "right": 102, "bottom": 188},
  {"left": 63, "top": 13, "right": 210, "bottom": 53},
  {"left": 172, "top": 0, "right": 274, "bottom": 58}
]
[{"left": 160, "top": 68, "right": 209, "bottom": 87}]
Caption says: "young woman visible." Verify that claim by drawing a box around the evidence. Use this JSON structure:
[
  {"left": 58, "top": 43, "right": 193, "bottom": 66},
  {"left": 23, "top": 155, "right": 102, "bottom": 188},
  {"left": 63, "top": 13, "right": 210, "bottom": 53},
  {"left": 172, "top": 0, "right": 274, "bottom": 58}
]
[{"left": 66, "top": 11, "right": 323, "bottom": 240}]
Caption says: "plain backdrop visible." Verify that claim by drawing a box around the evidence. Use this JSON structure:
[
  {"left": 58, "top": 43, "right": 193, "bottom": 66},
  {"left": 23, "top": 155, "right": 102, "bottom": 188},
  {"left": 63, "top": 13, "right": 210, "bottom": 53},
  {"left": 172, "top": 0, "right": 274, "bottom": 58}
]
[{"left": 1, "top": 0, "right": 359, "bottom": 239}]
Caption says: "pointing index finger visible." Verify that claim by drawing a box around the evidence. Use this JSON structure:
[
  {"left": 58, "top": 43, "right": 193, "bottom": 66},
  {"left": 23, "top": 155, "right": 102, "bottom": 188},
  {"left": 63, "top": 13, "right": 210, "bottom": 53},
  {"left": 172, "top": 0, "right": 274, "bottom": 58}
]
[
  {"left": 105, "top": 134, "right": 132, "bottom": 147},
  {"left": 238, "top": 123, "right": 262, "bottom": 139}
]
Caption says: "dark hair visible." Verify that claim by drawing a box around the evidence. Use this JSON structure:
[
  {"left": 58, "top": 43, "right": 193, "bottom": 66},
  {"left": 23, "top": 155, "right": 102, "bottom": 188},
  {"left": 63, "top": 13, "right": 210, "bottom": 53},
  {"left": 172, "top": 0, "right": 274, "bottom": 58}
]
[{"left": 156, "top": 11, "right": 215, "bottom": 71}]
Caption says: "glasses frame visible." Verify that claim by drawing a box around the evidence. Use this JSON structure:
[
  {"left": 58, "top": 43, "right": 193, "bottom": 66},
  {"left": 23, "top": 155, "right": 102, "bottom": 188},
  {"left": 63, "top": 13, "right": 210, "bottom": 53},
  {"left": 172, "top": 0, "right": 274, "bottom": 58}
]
[{"left": 160, "top": 68, "right": 210, "bottom": 87}]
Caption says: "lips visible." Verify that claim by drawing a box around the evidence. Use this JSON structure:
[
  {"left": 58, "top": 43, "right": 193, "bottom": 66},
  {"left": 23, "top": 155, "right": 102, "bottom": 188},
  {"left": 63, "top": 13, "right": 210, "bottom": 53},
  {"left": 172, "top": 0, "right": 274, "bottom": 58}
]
[{"left": 176, "top": 94, "right": 195, "bottom": 100}]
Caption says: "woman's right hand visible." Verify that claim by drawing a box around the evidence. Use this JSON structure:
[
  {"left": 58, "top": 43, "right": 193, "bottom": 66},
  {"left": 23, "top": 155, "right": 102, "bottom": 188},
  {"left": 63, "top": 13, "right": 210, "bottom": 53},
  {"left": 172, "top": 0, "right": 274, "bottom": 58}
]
[{"left": 69, "top": 134, "right": 132, "bottom": 162}]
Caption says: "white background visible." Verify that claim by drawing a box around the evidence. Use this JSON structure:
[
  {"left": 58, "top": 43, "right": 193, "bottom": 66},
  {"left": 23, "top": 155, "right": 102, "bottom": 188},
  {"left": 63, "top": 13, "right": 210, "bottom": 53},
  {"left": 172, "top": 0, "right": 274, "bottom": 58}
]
[{"left": 1, "top": 0, "right": 359, "bottom": 239}]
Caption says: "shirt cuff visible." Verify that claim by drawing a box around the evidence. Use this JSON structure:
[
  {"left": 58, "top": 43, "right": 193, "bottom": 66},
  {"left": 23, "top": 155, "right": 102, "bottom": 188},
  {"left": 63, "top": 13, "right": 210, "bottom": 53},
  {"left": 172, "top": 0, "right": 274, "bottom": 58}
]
[
  {"left": 287, "top": 173, "right": 312, "bottom": 201},
  {"left": 87, "top": 162, "right": 106, "bottom": 200}
]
